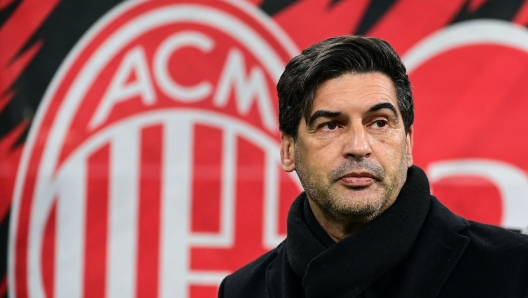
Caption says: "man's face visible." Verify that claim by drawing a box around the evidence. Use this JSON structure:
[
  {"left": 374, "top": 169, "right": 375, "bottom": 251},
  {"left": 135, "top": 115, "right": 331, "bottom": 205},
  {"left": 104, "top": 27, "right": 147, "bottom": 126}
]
[{"left": 280, "top": 72, "right": 413, "bottom": 222}]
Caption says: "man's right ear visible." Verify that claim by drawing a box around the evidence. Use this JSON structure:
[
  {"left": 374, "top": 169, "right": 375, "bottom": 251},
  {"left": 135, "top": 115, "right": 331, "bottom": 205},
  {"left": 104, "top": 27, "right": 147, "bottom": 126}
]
[{"left": 280, "top": 132, "right": 296, "bottom": 172}]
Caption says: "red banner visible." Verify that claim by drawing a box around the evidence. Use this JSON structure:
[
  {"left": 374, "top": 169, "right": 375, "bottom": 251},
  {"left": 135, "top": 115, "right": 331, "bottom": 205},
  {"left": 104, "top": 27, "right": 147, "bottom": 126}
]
[{"left": 2, "top": 0, "right": 528, "bottom": 297}]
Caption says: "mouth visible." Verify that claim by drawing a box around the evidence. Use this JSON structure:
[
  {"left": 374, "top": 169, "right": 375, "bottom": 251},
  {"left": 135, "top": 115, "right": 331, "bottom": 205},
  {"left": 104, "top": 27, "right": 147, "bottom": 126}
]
[{"left": 338, "top": 171, "right": 378, "bottom": 188}]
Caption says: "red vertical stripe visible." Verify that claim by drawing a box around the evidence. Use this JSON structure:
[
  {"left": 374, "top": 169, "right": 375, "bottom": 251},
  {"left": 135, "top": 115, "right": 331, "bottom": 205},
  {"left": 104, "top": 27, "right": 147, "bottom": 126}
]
[
  {"left": 136, "top": 125, "right": 162, "bottom": 298},
  {"left": 84, "top": 144, "right": 110, "bottom": 298},
  {"left": 42, "top": 201, "right": 56, "bottom": 297},
  {"left": 191, "top": 124, "right": 222, "bottom": 233},
  {"left": 231, "top": 137, "right": 268, "bottom": 263}
]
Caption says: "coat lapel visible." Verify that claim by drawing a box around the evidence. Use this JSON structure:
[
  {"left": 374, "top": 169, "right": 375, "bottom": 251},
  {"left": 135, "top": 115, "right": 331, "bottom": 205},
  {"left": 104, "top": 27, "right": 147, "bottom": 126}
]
[{"left": 397, "top": 198, "right": 470, "bottom": 298}]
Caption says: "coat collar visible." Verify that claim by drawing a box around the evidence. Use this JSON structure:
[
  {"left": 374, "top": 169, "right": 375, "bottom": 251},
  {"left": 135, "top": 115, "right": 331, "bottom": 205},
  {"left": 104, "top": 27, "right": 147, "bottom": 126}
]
[
  {"left": 284, "top": 166, "right": 433, "bottom": 297},
  {"left": 396, "top": 197, "right": 470, "bottom": 298}
]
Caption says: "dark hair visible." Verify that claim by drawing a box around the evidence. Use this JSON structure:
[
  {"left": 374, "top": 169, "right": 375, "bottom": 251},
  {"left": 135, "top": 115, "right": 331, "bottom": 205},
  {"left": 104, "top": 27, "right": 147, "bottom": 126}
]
[{"left": 277, "top": 35, "right": 413, "bottom": 138}]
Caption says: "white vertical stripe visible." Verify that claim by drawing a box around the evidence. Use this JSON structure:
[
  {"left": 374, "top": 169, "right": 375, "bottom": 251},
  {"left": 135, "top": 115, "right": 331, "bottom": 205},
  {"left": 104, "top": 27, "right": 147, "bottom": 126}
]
[
  {"left": 107, "top": 127, "right": 140, "bottom": 298},
  {"left": 159, "top": 119, "right": 193, "bottom": 298},
  {"left": 220, "top": 129, "right": 236, "bottom": 245},
  {"left": 55, "top": 160, "right": 87, "bottom": 298},
  {"left": 263, "top": 152, "right": 280, "bottom": 249}
]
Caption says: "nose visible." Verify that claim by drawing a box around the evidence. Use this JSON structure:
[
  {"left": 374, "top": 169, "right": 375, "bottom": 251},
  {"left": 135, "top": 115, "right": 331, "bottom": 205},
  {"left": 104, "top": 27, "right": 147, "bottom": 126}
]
[{"left": 343, "top": 122, "right": 372, "bottom": 160}]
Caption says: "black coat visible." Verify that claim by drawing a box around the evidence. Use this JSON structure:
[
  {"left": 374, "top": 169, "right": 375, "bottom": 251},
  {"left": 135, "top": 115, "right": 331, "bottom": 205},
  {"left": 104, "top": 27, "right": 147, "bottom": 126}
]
[{"left": 219, "top": 166, "right": 528, "bottom": 297}]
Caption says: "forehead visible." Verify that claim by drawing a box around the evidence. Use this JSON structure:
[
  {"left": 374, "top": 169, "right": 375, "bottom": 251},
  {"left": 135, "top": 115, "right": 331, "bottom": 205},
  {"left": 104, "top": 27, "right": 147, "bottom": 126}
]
[{"left": 311, "top": 72, "right": 398, "bottom": 113}]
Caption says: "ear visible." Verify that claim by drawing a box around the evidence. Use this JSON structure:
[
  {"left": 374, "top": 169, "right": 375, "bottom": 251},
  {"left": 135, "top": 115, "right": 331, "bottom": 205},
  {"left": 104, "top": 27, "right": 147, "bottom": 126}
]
[
  {"left": 406, "top": 126, "right": 414, "bottom": 167},
  {"left": 280, "top": 132, "right": 296, "bottom": 172}
]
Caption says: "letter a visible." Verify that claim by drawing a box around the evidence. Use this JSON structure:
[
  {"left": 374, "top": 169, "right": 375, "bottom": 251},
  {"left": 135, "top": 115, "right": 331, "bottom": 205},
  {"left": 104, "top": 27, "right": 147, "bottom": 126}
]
[{"left": 89, "top": 46, "right": 156, "bottom": 129}]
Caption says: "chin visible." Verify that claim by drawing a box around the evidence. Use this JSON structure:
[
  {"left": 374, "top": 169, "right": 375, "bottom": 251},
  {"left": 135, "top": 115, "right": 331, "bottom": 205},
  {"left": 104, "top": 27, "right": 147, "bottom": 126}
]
[{"left": 328, "top": 194, "right": 387, "bottom": 221}]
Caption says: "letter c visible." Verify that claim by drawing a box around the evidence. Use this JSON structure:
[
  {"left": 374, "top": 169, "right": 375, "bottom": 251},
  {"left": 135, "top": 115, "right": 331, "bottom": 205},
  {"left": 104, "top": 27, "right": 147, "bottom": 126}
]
[{"left": 154, "top": 31, "right": 214, "bottom": 102}]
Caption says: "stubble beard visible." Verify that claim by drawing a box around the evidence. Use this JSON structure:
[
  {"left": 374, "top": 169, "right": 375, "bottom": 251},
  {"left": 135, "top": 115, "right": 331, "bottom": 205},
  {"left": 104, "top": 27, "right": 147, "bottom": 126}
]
[{"left": 295, "top": 148, "right": 408, "bottom": 224}]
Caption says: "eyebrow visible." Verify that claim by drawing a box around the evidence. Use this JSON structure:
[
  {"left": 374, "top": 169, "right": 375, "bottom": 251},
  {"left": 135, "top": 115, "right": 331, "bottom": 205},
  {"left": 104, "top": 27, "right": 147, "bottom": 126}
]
[
  {"left": 307, "top": 110, "right": 342, "bottom": 127},
  {"left": 307, "top": 102, "right": 399, "bottom": 127},
  {"left": 369, "top": 102, "right": 398, "bottom": 117}
]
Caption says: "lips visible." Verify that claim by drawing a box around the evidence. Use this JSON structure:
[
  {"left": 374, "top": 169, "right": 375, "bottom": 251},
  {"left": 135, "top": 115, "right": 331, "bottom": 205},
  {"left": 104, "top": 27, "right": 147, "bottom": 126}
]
[{"left": 338, "top": 171, "right": 378, "bottom": 187}]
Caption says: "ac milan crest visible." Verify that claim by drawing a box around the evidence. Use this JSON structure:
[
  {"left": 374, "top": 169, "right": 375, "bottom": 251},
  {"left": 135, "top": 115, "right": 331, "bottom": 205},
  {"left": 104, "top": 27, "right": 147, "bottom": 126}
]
[{"left": 9, "top": 1, "right": 300, "bottom": 297}]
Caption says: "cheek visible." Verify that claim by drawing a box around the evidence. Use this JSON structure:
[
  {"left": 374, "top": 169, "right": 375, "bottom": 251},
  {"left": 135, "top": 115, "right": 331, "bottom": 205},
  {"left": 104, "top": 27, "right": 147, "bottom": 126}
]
[
  {"left": 303, "top": 148, "right": 330, "bottom": 167},
  {"left": 374, "top": 138, "right": 408, "bottom": 165},
  {"left": 296, "top": 143, "right": 337, "bottom": 173},
  {"left": 303, "top": 136, "right": 341, "bottom": 158}
]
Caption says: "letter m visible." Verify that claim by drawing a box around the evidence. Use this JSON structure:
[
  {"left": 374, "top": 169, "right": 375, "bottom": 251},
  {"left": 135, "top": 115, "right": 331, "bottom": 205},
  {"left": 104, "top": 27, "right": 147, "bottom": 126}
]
[{"left": 213, "top": 48, "right": 276, "bottom": 131}]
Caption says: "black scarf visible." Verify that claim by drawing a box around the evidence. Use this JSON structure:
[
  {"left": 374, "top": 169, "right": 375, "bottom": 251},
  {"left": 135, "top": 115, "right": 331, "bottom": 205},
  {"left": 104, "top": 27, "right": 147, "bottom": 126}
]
[{"left": 286, "top": 166, "right": 432, "bottom": 297}]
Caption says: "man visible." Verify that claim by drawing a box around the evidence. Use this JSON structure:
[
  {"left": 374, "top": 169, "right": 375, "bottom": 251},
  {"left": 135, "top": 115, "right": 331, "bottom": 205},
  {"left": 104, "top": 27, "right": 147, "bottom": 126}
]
[{"left": 218, "top": 36, "right": 528, "bottom": 297}]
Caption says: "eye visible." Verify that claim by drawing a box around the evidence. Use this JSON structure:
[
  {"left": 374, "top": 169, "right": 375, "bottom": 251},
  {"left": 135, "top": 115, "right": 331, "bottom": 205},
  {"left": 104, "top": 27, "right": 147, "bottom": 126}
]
[
  {"left": 372, "top": 120, "right": 388, "bottom": 128},
  {"left": 322, "top": 121, "right": 338, "bottom": 131}
]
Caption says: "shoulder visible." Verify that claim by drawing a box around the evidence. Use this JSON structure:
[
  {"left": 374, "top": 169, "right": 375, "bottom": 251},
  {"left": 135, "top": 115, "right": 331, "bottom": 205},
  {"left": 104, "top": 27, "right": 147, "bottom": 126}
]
[
  {"left": 463, "top": 220, "right": 528, "bottom": 258},
  {"left": 219, "top": 242, "right": 284, "bottom": 298},
  {"left": 429, "top": 196, "right": 528, "bottom": 254},
  {"left": 423, "top": 197, "right": 528, "bottom": 295},
  {"left": 455, "top": 221, "right": 528, "bottom": 295},
  {"left": 227, "top": 244, "right": 281, "bottom": 281}
]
